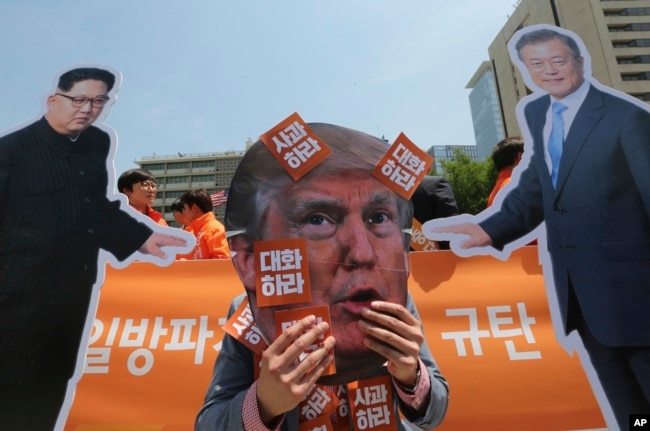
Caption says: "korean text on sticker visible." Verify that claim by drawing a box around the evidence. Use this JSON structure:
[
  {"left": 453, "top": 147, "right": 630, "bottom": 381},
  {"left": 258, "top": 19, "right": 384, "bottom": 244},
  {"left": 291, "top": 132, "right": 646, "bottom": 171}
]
[
  {"left": 274, "top": 305, "right": 336, "bottom": 376},
  {"left": 410, "top": 218, "right": 441, "bottom": 252},
  {"left": 348, "top": 375, "right": 397, "bottom": 431},
  {"left": 298, "top": 385, "right": 350, "bottom": 431},
  {"left": 255, "top": 238, "right": 311, "bottom": 307},
  {"left": 259, "top": 112, "right": 332, "bottom": 181},
  {"left": 221, "top": 296, "right": 268, "bottom": 354},
  {"left": 372, "top": 132, "right": 433, "bottom": 200},
  {"left": 299, "top": 385, "right": 339, "bottom": 423}
]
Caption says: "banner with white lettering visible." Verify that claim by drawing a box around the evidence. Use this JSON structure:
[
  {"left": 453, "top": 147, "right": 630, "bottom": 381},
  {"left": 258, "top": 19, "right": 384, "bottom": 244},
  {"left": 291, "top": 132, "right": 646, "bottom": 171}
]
[{"left": 64, "top": 249, "right": 606, "bottom": 430}]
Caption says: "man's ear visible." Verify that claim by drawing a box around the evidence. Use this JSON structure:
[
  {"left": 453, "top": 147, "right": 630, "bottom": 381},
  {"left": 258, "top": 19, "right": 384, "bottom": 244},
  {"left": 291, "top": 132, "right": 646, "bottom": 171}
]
[
  {"left": 46, "top": 94, "right": 56, "bottom": 111},
  {"left": 229, "top": 234, "right": 256, "bottom": 289},
  {"left": 515, "top": 151, "right": 523, "bottom": 165}
]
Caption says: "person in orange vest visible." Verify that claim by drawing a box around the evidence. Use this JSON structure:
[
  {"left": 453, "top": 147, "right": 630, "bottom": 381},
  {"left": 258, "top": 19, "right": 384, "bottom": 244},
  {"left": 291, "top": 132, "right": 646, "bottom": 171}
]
[
  {"left": 487, "top": 136, "right": 524, "bottom": 208},
  {"left": 170, "top": 198, "right": 194, "bottom": 260},
  {"left": 170, "top": 198, "right": 191, "bottom": 231},
  {"left": 179, "top": 188, "right": 230, "bottom": 259},
  {"left": 118, "top": 168, "right": 168, "bottom": 226}
]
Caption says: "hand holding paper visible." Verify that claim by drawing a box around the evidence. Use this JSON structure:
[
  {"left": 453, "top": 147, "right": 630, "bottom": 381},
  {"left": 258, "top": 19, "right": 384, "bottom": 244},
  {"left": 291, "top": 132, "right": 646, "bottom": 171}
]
[
  {"left": 256, "top": 315, "right": 335, "bottom": 426},
  {"left": 359, "top": 301, "right": 423, "bottom": 388}
]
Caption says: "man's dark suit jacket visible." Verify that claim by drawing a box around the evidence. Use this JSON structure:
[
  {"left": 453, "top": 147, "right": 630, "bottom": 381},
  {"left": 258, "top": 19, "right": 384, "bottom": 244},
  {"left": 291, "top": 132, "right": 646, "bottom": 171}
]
[
  {"left": 411, "top": 176, "right": 459, "bottom": 250},
  {"left": 411, "top": 176, "right": 459, "bottom": 223},
  {"left": 480, "top": 85, "right": 650, "bottom": 347},
  {"left": 0, "top": 117, "right": 153, "bottom": 384}
]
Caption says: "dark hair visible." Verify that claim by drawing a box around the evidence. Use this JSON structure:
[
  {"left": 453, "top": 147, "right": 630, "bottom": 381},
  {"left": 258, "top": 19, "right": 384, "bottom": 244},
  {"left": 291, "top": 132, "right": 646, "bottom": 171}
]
[
  {"left": 225, "top": 123, "right": 413, "bottom": 249},
  {"left": 514, "top": 28, "right": 581, "bottom": 61},
  {"left": 170, "top": 199, "right": 185, "bottom": 213},
  {"left": 117, "top": 169, "right": 156, "bottom": 193},
  {"left": 57, "top": 67, "right": 116, "bottom": 92},
  {"left": 180, "top": 189, "right": 213, "bottom": 213},
  {"left": 491, "top": 137, "right": 524, "bottom": 172}
]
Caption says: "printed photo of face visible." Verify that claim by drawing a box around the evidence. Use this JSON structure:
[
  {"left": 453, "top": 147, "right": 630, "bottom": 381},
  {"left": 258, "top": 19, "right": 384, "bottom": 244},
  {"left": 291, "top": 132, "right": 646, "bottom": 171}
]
[
  {"left": 46, "top": 79, "right": 110, "bottom": 137},
  {"left": 520, "top": 37, "right": 585, "bottom": 100},
  {"left": 228, "top": 123, "right": 412, "bottom": 384},
  {"left": 250, "top": 170, "right": 409, "bottom": 384}
]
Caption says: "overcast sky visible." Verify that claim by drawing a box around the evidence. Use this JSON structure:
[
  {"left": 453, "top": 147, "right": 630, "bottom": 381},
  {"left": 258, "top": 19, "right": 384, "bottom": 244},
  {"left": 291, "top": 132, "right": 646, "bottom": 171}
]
[{"left": 0, "top": 0, "right": 519, "bottom": 176}]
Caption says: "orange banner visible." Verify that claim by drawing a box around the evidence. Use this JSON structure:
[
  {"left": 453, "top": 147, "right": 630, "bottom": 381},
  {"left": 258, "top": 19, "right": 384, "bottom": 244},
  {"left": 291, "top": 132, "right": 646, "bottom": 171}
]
[{"left": 64, "top": 247, "right": 606, "bottom": 431}]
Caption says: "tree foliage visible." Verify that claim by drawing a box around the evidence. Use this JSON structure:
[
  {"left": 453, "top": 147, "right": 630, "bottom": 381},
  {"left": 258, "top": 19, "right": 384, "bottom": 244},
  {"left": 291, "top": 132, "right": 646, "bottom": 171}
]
[{"left": 440, "top": 148, "right": 497, "bottom": 215}]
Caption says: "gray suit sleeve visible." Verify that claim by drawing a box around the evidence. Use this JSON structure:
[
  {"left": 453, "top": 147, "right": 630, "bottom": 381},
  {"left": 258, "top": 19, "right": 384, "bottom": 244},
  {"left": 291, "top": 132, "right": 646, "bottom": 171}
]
[
  {"left": 399, "top": 294, "right": 450, "bottom": 429},
  {"left": 195, "top": 294, "right": 255, "bottom": 431}
]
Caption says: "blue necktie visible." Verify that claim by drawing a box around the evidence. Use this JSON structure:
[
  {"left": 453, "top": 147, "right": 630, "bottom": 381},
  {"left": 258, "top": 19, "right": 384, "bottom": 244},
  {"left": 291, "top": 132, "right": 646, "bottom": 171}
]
[{"left": 548, "top": 101, "right": 568, "bottom": 188}]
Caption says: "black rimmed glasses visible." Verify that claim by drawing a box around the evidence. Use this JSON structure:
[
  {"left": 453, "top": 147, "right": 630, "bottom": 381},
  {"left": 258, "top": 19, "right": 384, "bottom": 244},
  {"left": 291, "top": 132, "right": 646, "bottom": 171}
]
[
  {"left": 55, "top": 93, "right": 110, "bottom": 108},
  {"left": 139, "top": 181, "right": 159, "bottom": 191}
]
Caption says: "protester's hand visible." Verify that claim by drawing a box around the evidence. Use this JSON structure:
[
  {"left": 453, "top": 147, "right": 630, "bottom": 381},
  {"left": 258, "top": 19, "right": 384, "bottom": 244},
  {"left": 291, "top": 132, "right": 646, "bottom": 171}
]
[
  {"left": 139, "top": 232, "right": 189, "bottom": 259},
  {"left": 256, "top": 316, "right": 336, "bottom": 426},
  {"left": 359, "top": 301, "right": 423, "bottom": 388},
  {"left": 422, "top": 221, "right": 493, "bottom": 249}
]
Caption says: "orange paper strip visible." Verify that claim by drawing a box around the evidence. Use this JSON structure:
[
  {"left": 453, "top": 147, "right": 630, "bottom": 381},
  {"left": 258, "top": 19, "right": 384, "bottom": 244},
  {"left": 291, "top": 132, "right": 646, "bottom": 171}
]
[
  {"left": 274, "top": 305, "right": 336, "bottom": 376},
  {"left": 372, "top": 132, "right": 433, "bottom": 200},
  {"left": 254, "top": 238, "right": 311, "bottom": 308},
  {"left": 259, "top": 112, "right": 332, "bottom": 181}
]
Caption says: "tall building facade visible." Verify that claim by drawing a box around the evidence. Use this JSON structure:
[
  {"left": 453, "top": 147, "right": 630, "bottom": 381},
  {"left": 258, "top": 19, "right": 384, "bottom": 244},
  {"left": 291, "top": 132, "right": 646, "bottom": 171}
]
[
  {"left": 482, "top": 0, "right": 650, "bottom": 139},
  {"left": 466, "top": 61, "right": 506, "bottom": 160},
  {"left": 136, "top": 149, "right": 248, "bottom": 225}
]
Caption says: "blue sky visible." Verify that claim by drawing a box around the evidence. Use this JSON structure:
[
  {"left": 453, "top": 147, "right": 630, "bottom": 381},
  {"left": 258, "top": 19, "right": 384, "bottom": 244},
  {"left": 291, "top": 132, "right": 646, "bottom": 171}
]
[{"left": 0, "top": 1, "right": 518, "bottom": 176}]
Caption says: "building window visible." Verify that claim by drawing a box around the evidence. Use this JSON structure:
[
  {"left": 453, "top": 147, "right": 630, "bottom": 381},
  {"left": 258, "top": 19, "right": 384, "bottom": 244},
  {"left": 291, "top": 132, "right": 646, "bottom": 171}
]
[
  {"left": 192, "top": 160, "right": 215, "bottom": 168},
  {"left": 604, "top": 8, "right": 650, "bottom": 17},
  {"left": 604, "top": 9, "right": 625, "bottom": 17},
  {"left": 622, "top": 71, "right": 650, "bottom": 81},
  {"left": 166, "top": 176, "right": 189, "bottom": 183},
  {"left": 617, "top": 55, "right": 650, "bottom": 64},
  {"left": 609, "top": 23, "right": 650, "bottom": 32},
  {"left": 164, "top": 190, "right": 185, "bottom": 199},
  {"left": 192, "top": 174, "right": 215, "bottom": 183},
  {"left": 142, "top": 163, "right": 165, "bottom": 171},
  {"left": 167, "top": 162, "right": 191, "bottom": 170},
  {"left": 613, "top": 39, "right": 650, "bottom": 48}
]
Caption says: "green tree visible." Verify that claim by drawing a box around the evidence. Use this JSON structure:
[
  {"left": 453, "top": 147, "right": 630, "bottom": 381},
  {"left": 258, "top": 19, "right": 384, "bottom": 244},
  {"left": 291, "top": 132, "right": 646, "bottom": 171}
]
[{"left": 440, "top": 148, "right": 497, "bottom": 215}]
